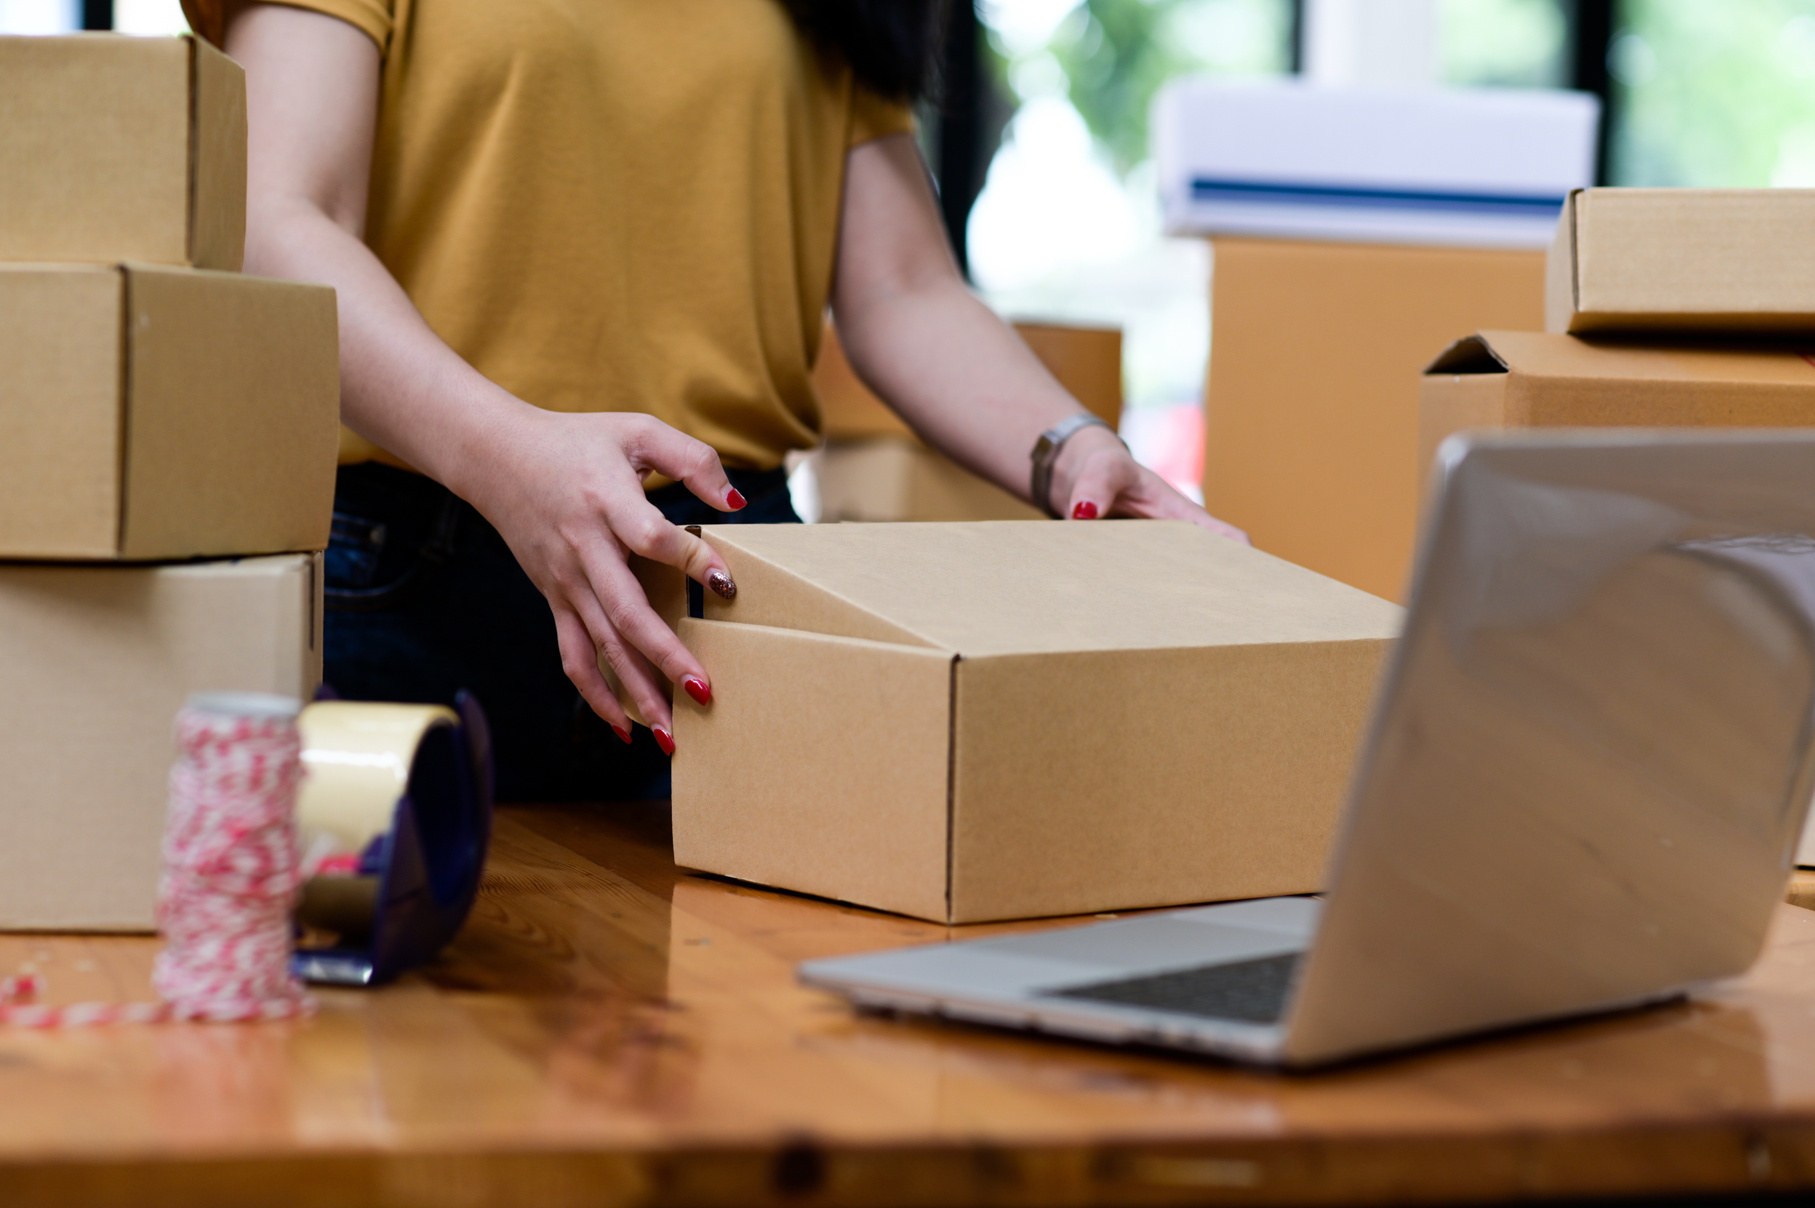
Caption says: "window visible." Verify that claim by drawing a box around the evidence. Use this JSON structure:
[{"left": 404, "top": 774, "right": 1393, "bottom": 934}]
[
  {"left": 1609, "top": 0, "right": 1815, "bottom": 186},
  {"left": 968, "top": 0, "right": 1298, "bottom": 495}
]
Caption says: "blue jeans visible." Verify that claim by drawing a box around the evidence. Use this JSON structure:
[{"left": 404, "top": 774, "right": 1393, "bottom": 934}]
[{"left": 324, "top": 462, "right": 799, "bottom": 802}]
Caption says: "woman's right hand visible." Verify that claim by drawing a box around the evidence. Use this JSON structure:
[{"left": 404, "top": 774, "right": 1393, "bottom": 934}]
[
  {"left": 459, "top": 404, "right": 746, "bottom": 753},
  {"left": 227, "top": 2, "right": 741, "bottom": 748}
]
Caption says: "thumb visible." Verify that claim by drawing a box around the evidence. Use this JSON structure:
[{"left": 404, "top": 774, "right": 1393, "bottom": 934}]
[{"left": 1063, "top": 453, "right": 1132, "bottom": 521}]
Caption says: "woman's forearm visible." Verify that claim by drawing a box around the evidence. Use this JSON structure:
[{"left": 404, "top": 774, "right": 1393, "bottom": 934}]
[
  {"left": 829, "top": 135, "right": 1123, "bottom": 513},
  {"left": 833, "top": 274, "right": 1100, "bottom": 507},
  {"left": 230, "top": 3, "right": 525, "bottom": 502},
  {"left": 831, "top": 134, "right": 1241, "bottom": 536},
  {"left": 244, "top": 195, "right": 529, "bottom": 501}
]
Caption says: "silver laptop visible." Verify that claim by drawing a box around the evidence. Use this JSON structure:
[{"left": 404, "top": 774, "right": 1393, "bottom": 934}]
[{"left": 800, "top": 431, "right": 1815, "bottom": 1067}]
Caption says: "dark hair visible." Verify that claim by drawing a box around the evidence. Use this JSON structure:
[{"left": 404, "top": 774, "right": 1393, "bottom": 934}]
[{"left": 786, "top": 0, "right": 955, "bottom": 104}]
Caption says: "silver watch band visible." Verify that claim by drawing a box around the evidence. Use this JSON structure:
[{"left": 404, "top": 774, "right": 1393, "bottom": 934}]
[{"left": 1029, "top": 414, "right": 1115, "bottom": 518}]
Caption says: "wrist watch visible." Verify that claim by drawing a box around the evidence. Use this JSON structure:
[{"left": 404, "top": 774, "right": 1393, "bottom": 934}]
[{"left": 1029, "top": 414, "right": 1116, "bottom": 518}]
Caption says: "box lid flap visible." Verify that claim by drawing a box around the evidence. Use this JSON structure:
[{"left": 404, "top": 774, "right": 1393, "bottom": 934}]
[
  {"left": 1425, "top": 335, "right": 1509, "bottom": 375},
  {"left": 702, "top": 521, "right": 1402, "bottom": 657},
  {"left": 1429, "top": 330, "right": 1815, "bottom": 387}
]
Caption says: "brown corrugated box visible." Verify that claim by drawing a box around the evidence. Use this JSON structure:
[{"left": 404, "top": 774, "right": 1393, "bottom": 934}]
[
  {"left": 0, "top": 262, "right": 338, "bottom": 560},
  {"left": 1203, "top": 237, "right": 1545, "bottom": 603},
  {"left": 0, "top": 34, "right": 245, "bottom": 270},
  {"left": 812, "top": 321, "right": 1121, "bottom": 522},
  {"left": 810, "top": 439, "right": 1043, "bottom": 523},
  {"left": 0, "top": 553, "right": 323, "bottom": 931},
  {"left": 1419, "top": 331, "right": 1815, "bottom": 480},
  {"left": 1547, "top": 188, "right": 1815, "bottom": 336},
  {"left": 666, "top": 521, "right": 1402, "bottom": 924}
]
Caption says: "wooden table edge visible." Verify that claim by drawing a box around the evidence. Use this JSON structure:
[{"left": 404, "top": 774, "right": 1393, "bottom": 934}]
[{"left": 8, "top": 1115, "right": 1815, "bottom": 1208}]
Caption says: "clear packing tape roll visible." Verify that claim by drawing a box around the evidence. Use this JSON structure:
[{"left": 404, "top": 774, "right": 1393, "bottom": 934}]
[{"left": 292, "top": 694, "right": 493, "bottom": 986}]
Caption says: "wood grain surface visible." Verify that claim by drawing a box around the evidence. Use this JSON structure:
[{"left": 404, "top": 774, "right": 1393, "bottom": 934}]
[{"left": 3, "top": 803, "right": 1815, "bottom": 1207}]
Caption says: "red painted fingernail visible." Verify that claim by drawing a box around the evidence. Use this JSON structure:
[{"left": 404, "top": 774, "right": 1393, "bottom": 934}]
[
  {"left": 611, "top": 723, "right": 632, "bottom": 745},
  {"left": 653, "top": 727, "right": 675, "bottom": 756},
  {"left": 707, "top": 569, "right": 737, "bottom": 600},
  {"left": 1072, "top": 500, "right": 1099, "bottom": 520},
  {"left": 726, "top": 488, "right": 747, "bottom": 510},
  {"left": 683, "top": 677, "right": 711, "bottom": 706}
]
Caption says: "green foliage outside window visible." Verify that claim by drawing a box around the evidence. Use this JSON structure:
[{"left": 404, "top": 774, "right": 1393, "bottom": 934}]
[
  {"left": 985, "top": 0, "right": 1296, "bottom": 176},
  {"left": 1610, "top": 0, "right": 1815, "bottom": 186}
]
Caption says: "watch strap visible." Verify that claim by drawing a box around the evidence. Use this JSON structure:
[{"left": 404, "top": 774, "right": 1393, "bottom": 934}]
[{"left": 1030, "top": 414, "right": 1114, "bottom": 518}]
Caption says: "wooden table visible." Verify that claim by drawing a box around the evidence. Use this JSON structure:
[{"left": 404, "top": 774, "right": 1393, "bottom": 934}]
[{"left": 8, "top": 804, "right": 1815, "bottom": 1207}]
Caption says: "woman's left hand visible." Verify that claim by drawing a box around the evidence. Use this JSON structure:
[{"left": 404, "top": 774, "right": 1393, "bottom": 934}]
[{"left": 1050, "top": 423, "right": 1250, "bottom": 543}]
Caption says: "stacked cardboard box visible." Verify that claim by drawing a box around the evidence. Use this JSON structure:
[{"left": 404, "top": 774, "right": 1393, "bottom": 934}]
[
  {"left": 1155, "top": 80, "right": 1599, "bottom": 601},
  {"left": 1422, "top": 190, "right": 1815, "bottom": 472},
  {"left": 0, "top": 35, "right": 338, "bottom": 930},
  {"left": 807, "top": 321, "right": 1122, "bottom": 522},
  {"left": 1416, "top": 187, "right": 1815, "bottom": 863}
]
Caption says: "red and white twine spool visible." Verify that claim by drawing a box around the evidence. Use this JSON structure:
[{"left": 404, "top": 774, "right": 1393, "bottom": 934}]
[{"left": 0, "top": 693, "right": 313, "bottom": 1027}]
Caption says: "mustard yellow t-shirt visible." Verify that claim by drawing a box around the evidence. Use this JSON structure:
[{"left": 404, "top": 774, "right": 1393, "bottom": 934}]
[{"left": 185, "top": 0, "right": 914, "bottom": 470}]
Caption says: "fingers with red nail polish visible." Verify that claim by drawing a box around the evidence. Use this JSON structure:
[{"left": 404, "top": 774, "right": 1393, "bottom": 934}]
[
  {"left": 706, "top": 568, "right": 737, "bottom": 600},
  {"left": 1071, "top": 500, "right": 1100, "bottom": 520},
  {"left": 726, "top": 488, "right": 747, "bottom": 510},
  {"left": 653, "top": 727, "right": 676, "bottom": 756},
  {"left": 683, "top": 677, "right": 711, "bottom": 706},
  {"left": 610, "top": 723, "right": 633, "bottom": 745}
]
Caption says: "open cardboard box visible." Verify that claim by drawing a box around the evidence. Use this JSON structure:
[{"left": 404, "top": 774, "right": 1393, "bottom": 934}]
[
  {"left": 663, "top": 521, "right": 1402, "bottom": 923},
  {"left": 1419, "top": 331, "right": 1815, "bottom": 484},
  {"left": 1547, "top": 188, "right": 1815, "bottom": 335},
  {"left": 0, "top": 262, "right": 338, "bottom": 560},
  {"left": 0, "top": 34, "right": 245, "bottom": 270},
  {"left": 0, "top": 554, "right": 322, "bottom": 931}
]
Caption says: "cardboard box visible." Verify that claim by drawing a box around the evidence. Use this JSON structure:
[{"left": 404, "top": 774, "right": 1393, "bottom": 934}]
[
  {"left": 0, "top": 262, "right": 339, "bottom": 560},
  {"left": 1419, "top": 331, "right": 1815, "bottom": 480},
  {"left": 667, "top": 521, "right": 1402, "bottom": 923},
  {"left": 810, "top": 438, "right": 1042, "bottom": 523},
  {"left": 1156, "top": 80, "right": 1598, "bottom": 248},
  {"left": 1203, "top": 237, "right": 1545, "bottom": 602},
  {"left": 1547, "top": 188, "right": 1815, "bottom": 336},
  {"left": 0, "top": 34, "right": 245, "bottom": 270},
  {"left": 0, "top": 554, "right": 323, "bottom": 931}
]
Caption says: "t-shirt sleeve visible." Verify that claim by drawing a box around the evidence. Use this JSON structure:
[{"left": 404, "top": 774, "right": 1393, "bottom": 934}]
[
  {"left": 180, "top": 0, "right": 392, "bottom": 53},
  {"left": 849, "top": 85, "right": 916, "bottom": 147}
]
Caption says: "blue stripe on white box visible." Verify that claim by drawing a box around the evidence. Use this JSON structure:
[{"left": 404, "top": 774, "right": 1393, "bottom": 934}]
[{"left": 1155, "top": 81, "right": 1600, "bottom": 250}]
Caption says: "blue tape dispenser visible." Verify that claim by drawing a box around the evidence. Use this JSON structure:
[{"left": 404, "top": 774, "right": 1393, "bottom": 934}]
[{"left": 290, "top": 693, "right": 494, "bottom": 986}]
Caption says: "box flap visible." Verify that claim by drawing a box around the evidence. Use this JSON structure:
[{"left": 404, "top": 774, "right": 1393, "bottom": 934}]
[
  {"left": 1425, "top": 335, "right": 1508, "bottom": 375},
  {"left": 701, "top": 521, "right": 1402, "bottom": 657},
  {"left": 0, "top": 264, "right": 125, "bottom": 557},
  {"left": 1448, "top": 330, "right": 1815, "bottom": 386},
  {"left": 188, "top": 34, "right": 246, "bottom": 272},
  {"left": 1543, "top": 190, "right": 1580, "bottom": 333}
]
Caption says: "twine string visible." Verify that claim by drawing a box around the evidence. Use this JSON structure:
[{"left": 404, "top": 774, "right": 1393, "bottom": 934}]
[{"left": 0, "top": 702, "right": 313, "bottom": 1027}]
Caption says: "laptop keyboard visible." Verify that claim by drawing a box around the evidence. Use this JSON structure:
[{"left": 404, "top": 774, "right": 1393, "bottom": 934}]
[{"left": 1044, "top": 951, "right": 1303, "bottom": 1024}]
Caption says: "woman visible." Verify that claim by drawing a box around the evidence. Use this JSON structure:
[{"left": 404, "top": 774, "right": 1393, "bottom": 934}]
[{"left": 184, "top": 0, "right": 1246, "bottom": 800}]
